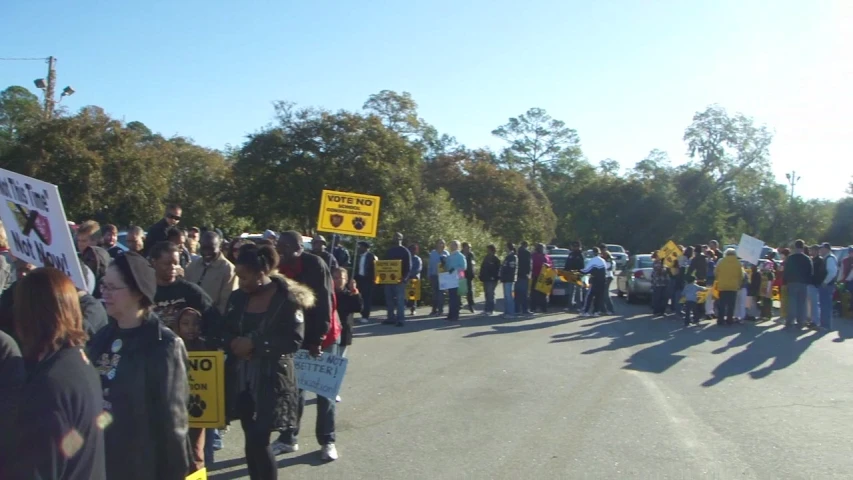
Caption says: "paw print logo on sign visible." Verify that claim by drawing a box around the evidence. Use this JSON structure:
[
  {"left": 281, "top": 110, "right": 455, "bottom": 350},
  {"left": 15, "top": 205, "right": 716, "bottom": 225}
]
[
  {"left": 352, "top": 217, "right": 366, "bottom": 230},
  {"left": 187, "top": 394, "right": 207, "bottom": 418}
]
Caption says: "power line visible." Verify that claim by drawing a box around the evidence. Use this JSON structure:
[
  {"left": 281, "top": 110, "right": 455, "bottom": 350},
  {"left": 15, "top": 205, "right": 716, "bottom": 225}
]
[{"left": 0, "top": 57, "right": 48, "bottom": 61}]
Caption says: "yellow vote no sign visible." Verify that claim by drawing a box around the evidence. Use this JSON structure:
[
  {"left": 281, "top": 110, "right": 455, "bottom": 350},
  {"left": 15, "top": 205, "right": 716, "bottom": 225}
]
[
  {"left": 187, "top": 351, "right": 225, "bottom": 429},
  {"left": 407, "top": 278, "right": 421, "bottom": 300},
  {"left": 317, "top": 189, "right": 381, "bottom": 238},
  {"left": 375, "top": 260, "right": 402, "bottom": 284}
]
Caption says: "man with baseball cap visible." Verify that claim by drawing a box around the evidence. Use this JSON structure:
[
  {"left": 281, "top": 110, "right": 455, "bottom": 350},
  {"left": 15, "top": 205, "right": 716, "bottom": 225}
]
[{"left": 311, "top": 234, "right": 338, "bottom": 271}]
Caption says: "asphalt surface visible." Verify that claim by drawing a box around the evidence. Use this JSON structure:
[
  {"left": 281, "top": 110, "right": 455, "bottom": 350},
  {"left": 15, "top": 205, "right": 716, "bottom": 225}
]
[{"left": 209, "top": 291, "right": 853, "bottom": 480}]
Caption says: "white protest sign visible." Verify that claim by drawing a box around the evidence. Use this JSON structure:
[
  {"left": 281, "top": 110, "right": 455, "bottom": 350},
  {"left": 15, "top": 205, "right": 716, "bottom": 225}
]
[
  {"left": 736, "top": 233, "right": 764, "bottom": 266},
  {"left": 294, "top": 349, "right": 348, "bottom": 399},
  {"left": 438, "top": 271, "right": 459, "bottom": 291},
  {"left": 0, "top": 169, "right": 87, "bottom": 291}
]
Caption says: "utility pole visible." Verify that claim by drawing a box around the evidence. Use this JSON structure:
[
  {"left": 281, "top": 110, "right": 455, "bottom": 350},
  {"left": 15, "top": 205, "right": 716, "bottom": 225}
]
[
  {"left": 785, "top": 170, "right": 800, "bottom": 201},
  {"left": 44, "top": 56, "right": 57, "bottom": 119}
]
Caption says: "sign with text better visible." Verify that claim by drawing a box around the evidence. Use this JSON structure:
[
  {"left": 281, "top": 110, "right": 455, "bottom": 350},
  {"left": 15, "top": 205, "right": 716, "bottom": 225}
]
[
  {"left": 295, "top": 349, "right": 349, "bottom": 399},
  {"left": 0, "top": 169, "right": 86, "bottom": 291},
  {"left": 187, "top": 351, "right": 225, "bottom": 429},
  {"left": 317, "top": 190, "right": 381, "bottom": 238},
  {"left": 375, "top": 260, "right": 402, "bottom": 284}
]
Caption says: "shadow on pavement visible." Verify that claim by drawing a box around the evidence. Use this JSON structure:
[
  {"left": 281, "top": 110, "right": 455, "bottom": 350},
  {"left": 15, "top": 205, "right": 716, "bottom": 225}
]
[{"left": 209, "top": 452, "right": 328, "bottom": 479}]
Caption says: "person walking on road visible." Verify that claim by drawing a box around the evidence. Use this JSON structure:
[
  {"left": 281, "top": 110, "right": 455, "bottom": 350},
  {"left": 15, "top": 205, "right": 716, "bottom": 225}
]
[
  {"left": 428, "top": 240, "right": 449, "bottom": 316},
  {"left": 715, "top": 248, "right": 743, "bottom": 326},
  {"left": 500, "top": 243, "right": 518, "bottom": 319},
  {"left": 783, "top": 240, "right": 813, "bottom": 329},
  {"left": 382, "top": 233, "right": 412, "bottom": 327},
  {"left": 479, "top": 245, "right": 501, "bottom": 316},
  {"left": 353, "top": 241, "right": 376, "bottom": 324},
  {"left": 515, "top": 241, "right": 532, "bottom": 316}
]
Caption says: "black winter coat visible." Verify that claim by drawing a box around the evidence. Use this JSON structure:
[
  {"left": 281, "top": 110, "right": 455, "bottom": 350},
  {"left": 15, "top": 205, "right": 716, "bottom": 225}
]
[
  {"left": 336, "top": 288, "right": 363, "bottom": 347},
  {"left": 564, "top": 251, "right": 585, "bottom": 272},
  {"left": 687, "top": 255, "right": 708, "bottom": 282},
  {"left": 87, "top": 314, "right": 190, "bottom": 480},
  {"left": 517, "top": 247, "right": 532, "bottom": 279},
  {"left": 500, "top": 253, "right": 518, "bottom": 283},
  {"left": 219, "top": 276, "right": 310, "bottom": 431},
  {"left": 479, "top": 253, "right": 501, "bottom": 283}
]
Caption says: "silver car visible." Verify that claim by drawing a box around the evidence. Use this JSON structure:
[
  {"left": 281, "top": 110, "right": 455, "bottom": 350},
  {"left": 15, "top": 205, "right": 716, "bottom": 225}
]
[
  {"left": 605, "top": 244, "right": 628, "bottom": 270},
  {"left": 616, "top": 254, "right": 654, "bottom": 303}
]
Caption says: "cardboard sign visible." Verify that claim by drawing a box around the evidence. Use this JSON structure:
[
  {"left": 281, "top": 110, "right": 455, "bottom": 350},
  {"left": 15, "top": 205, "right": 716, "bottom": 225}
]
[
  {"left": 736, "top": 233, "right": 764, "bottom": 266},
  {"left": 0, "top": 169, "right": 87, "bottom": 291},
  {"left": 186, "top": 468, "right": 207, "bottom": 480},
  {"left": 535, "top": 266, "right": 557, "bottom": 295},
  {"left": 407, "top": 278, "right": 421, "bottom": 300},
  {"left": 317, "top": 189, "right": 381, "bottom": 238},
  {"left": 295, "top": 349, "right": 348, "bottom": 399},
  {"left": 658, "top": 240, "right": 681, "bottom": 268},
  {"left": 187, "top": 351, "right": 225, "bottom": 429},
  {"left": 375, "top": 259, "right": 402, "bottom": 284},
  {"left": 438, "top": 271, "right": 459, "bottom": 290}
]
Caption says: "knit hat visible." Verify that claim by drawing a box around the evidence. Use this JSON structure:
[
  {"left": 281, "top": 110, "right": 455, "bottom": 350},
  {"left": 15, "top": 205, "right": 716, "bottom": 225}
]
[{"left": 119, "top": 251, "right": 157, "bottom": 304}]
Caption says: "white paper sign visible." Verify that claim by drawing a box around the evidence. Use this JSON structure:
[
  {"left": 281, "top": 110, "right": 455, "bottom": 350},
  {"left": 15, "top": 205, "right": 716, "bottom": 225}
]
[
  {"left": 0, "top": 169, "right": 87, "bottom": 291},
  {"left": 294, "top": 349, "right": 348, "bottom": 399},
  {"left": 736, "top": 233, "right": 764, "bottom": 266},
  {"left": 438, "top": 271, "right": 459, "bottom": 291}
]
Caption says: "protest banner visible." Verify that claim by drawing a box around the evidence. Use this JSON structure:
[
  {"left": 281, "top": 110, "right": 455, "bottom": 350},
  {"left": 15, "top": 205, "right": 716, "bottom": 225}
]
[
  {"left": 438, "top": 271, "right": 459, "bottom": 290},
  {"left": 0, "top": 169, "right": 87, "bottom": 291},
  {"left": 317, "top": 189, "right": 381, "bottom": 238},
  {"left": 736, "top": 233, "right": 764, "bottom": 265},
  {"left": 375, "top": 260, "right": 402, "bottom": 284},
  {"left": 294, "top": 349, "right": 349, "bottom": 399},
  {"left": 187, "top": 351, "right": 225, "bottom": 429},
  {"left": 407, "top": 278, "right": 421, "bottom": 301},
  {"left": 186, "top": 468, "right": 207, "bottom": 480},
  {"left": 658, "top": 240, "right": 681, "bottom": 268},
  {"left": 535, "top": 266, "right": 557, "bottom": 295}
]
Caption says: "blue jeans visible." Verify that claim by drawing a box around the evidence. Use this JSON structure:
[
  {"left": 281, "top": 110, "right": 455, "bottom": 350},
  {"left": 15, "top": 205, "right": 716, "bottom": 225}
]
[
  {"left": 429, "top": 274, "right": 444, "bottom": 313},
  {"left": 204, "top": 428, "right": 222, "bottom": 465},
  {"left": 807, "top": 285, "right": 820, "bottom": 324},
  {"left": 668, "top": 278, "right": 682, "bottom": 314},
  {"left": 819, "top": 284, "right": 834, "bottom": 330},
  {"left": 385, "top": 283, "right": 406, "bottom": 323},
  {"left": 281, "top": 342, "right": 339, "bottom": 446},
  {"left": 447, "top": 288, "right": 460, "bottom": 320},
  {"left": 502, "top": 282, "right": 515, "bottom": 315},
  {"left": 652, "top": 286, "right": 668, "bottom": 314},
  {"left": 514, "top": 278, "right": 530, "bottom": 314},
  {"left": 786, "top": 282, "right": 808, "bottom": 325}
]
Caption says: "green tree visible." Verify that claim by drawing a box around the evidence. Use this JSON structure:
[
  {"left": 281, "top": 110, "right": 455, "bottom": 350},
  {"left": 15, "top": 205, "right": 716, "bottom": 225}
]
[
  {"left": 0, "top": 86, "right": 42, "bottom": 154},
  {"left": 492, "top": 107, "right": 581, "bottom": 181}
]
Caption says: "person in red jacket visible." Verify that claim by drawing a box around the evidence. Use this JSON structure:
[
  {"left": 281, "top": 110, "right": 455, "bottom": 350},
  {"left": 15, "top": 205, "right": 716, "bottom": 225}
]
[{"left": 273, "top": 231, "right": 341, "bottom": 462}]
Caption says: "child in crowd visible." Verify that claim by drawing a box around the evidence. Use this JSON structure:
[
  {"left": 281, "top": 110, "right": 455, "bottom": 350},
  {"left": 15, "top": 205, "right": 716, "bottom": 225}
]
[
  {"left": 734, "top": 267, "right": 749, "bottom": 323},
  {"left": 759, "top": 258, "right": 776, "bottom": 319},
  {"left": 333, "top": 267, "right": 362, "bottom": 402},
  {"left": 746, "top": 264, "right": 761, "bottom": 321},
  {"left": 651, "top": 260, "right": 669, "bottom": 317},
  {"left": 681, "top": 275, "right": 706, "bottom": 326},
  {"left": 176, "top": 307, "right": 207, "bottom": 473}
]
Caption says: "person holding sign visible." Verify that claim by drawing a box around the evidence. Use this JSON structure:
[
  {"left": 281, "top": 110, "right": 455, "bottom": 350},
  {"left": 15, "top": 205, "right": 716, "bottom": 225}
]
[
  {"left": 176, "top": 308, "right": 208, "bottom": 473},
  {"left": 218, "top": 243, "right": 309, "bottom": 478},
  {"left": 87, "top": 252, "right": 190, "bottom": 480},
  {"left": 382, "top": 232, "right": 412, "bottom": 327},
  {"left": 530, "top": 243, "right": 552, "bottom": 313}
]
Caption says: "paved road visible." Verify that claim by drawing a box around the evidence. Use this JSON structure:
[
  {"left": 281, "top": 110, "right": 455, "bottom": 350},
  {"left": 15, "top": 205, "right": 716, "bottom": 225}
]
[{"left": 209, "top": 294, "right": 853, "bottom": 480}]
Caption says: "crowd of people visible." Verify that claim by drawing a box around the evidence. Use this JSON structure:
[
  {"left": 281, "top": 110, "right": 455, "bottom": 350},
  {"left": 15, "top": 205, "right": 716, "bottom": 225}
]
[{"left": 0, "top": 197, "right": 850, "bottom": 479}]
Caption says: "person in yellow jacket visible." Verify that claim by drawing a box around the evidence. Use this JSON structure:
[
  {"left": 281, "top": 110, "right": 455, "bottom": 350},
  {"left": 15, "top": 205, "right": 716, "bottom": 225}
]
[{"left": 715, "top": 249, "right": 743, "bottom": 326}]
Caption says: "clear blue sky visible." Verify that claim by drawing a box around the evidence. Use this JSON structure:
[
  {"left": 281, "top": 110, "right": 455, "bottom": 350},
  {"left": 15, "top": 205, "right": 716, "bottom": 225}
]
[{"left": 2, "top": 0, "right": 850, "bottom": 199}]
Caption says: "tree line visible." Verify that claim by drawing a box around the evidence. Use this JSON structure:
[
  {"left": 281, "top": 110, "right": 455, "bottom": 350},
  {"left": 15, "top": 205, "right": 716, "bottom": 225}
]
[{"left": 1, "top": 85, "right": 850, "bottom": 255}]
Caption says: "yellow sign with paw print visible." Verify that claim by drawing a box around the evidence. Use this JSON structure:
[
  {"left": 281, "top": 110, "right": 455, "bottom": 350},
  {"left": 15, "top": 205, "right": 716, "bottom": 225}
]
[
  {"left": 317, "top": 189, "right": 381, "bottom": 238},
  {"left": 187, "top": 351, "right": 225, "bottom": 429}
]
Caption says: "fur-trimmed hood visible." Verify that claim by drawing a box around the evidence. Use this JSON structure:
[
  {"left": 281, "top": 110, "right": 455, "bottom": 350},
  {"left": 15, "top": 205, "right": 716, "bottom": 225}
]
[{"left": 270, "top": 274, "right": 316, "bottom": 310}]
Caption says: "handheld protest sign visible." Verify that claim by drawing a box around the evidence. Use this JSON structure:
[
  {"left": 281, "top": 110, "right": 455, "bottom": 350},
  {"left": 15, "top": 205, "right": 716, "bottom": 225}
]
[
  {"left": 658, "top": 240, "right": 681, "bottom": 269},
  {"left": 186, "top": 468, "right": 207, "bottom": 480},
  {"left": 317, "top": 190, "right": 381, "bottom": 238},
  {"left": 374, "top": 260, "right": 402, "bottom": 284},
  {"left": 407, "top": 278, "right": 421, "bottom": 300},
  {"left": 187, "top": 351, "right": 225, "bottom": 429},
  {"left": 535, "top": 266, "right": 557, "bottom": 295},
  {"left": 736, "top": 233, "right": 763, "bottom": 266},
  {"left": 294, "top": 349, "right": 348, "bottom": 399},
  {"left": 0, "top": 169, "right": 87, "bottom": 291}
]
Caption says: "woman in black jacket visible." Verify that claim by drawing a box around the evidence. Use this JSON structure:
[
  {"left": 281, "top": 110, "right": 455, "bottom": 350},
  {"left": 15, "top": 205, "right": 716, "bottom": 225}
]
[
  {"left": 218, "top": 243, "right": 310, "bottom": 480},
  {"left": 6, "top": 268, "right": 105, "bottom": 480},
  {"left": 88, "top": 252, "right": 190, "bottom": 480}
]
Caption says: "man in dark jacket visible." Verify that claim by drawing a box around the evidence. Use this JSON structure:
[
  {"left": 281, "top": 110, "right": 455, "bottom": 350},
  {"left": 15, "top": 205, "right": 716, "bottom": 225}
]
[
  {"left": 500, "top": 243, "right": 518, "bottom": 318},
  {"left": 311, "top": 235, "right": 339, "bottom": 271},
  {"left": 144, "top": 203, "right": 182, "bottom": 256},
  {"left": 479, "top": 244, "right": 501, "bottom": 315},
  {"left": 383, "top": 232, "right": 412, "bottom": 326},
  {"left": 515, "top": 241, "right": 532, "bottom": 315},
  {"left": 76, "top": 220, "right": 112, "bottom": 299},
  {"left": 353, "top": 241, "right": 376, "bottom": 324},
  {"left": 275, "top": 230, "right": 337, "bottom": 458},
  {"left": 331, "top": 235, "right": 350, "bottom": 268},
  {"left": 563, "top": 241, "right": 586, "bottom": 311},
  {"left": 783, "top": 239, "right": 813, "bottom": 327},
  {"left": 462, "top": 242, "right": 476, "bottom": 313}
]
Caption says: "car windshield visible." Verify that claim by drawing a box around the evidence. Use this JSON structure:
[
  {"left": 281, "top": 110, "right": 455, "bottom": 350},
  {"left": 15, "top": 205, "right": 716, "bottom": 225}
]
[
  {"left": 636, "top": 256, "right": 654, "bottom": 269},
  {"left": 606, "top": 245, "right": 624, "bottom": 253}
]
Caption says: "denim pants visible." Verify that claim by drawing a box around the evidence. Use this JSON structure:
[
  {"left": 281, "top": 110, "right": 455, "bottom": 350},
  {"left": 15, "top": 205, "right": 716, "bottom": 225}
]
[
  {"left": 281, "top": 342, "right": 339, "bottom": 446},
  {"left": 652, "top": 286, "right": 668, "bottom": 314},
  {"left": 565, "top": 283, "right": 582, "bottom": 309},
  {"left": 430, "top": 275, "right": 444, "bottom": 313},
  {"left": 818, "top": 284, "right": 834, "bottom": 330},
  {"left": 514, "top": 278, "right": 530, "bottom": 314},
  {"left": 786, "top": 282, "right": 808, "bottom": 325},
  {"left": 668, "top": 278, "right": 682, "bottom": 314},
  {"left": 807, "top": 284, "right": 820, "bottom": 324},
  {"left": 447, "top": 288, "right": 460, "bottom": 320},
  {"left": 718, "top": 291, "right": 737, "bottom": 323},
  {"left": 385, "top": 283, "right": 406, "bottom": 323},
  {"left": 483, "top": 280, "right": 497, "bottom": 313},
  {"left": 603, "top": 277, "right": 615, "bottom": 313},
  {"left": 502, "top": 282, "right": 515, "bottom": 315},
  {"left": 684, "top": 301, "right": 697, "bottom": 323}
]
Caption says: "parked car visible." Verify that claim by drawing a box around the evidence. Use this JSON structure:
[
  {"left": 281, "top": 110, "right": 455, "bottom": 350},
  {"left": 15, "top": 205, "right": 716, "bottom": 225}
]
[
  {"left": 615, "top": 254, "right": 654, "bottom": 303},
  {"left": 604, "top": 244, "right": 628, "bottom": 270}
]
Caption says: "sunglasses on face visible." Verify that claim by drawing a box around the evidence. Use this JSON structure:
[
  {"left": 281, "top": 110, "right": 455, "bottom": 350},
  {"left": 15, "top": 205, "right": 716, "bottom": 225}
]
[{"left": 168, "top": 214, "right": 181, "bottom": 221}]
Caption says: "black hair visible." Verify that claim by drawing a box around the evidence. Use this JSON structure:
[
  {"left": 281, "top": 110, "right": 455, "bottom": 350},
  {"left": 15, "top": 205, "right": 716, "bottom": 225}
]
[
  {"left": 112, "top": 253, "right": 153, "bottom": 308},
  {"left": 487, "top": 244, "right": 496, "bottom": 252},
  {"left": 794, "top": 239, "right": 805, "bottom": 249},
  {"left": 166, "top": 227, "right": 183, "bottom": 241},
  {"left": 166, "top": 203, "right": 181, "bottom": 211},
  {"left": 506, "top": 242, "right": 516, "bottom": 253},
  {"left": 236, "top": 243, "right": 279, "bottom": 275},
  {"left": 684, "top": 246, "right": 694, "bottom": 258},
  {"left": 150, "top": 241, "right": 179, "bottom": 261}
]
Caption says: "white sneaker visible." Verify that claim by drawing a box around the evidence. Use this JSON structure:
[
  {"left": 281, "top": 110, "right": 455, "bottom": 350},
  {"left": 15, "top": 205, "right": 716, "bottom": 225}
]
[
  {"left": 335, "top": 395, "right": 341, "bottom": 403},
  {"left": 270, "top": 440, "right": 298, "bottom": 455},
  {"left": 359, "top": 317, "right": 369, "bottom": 324},
  {"left": 321, "top": 443, "right": 339, "bottom": 461}
]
